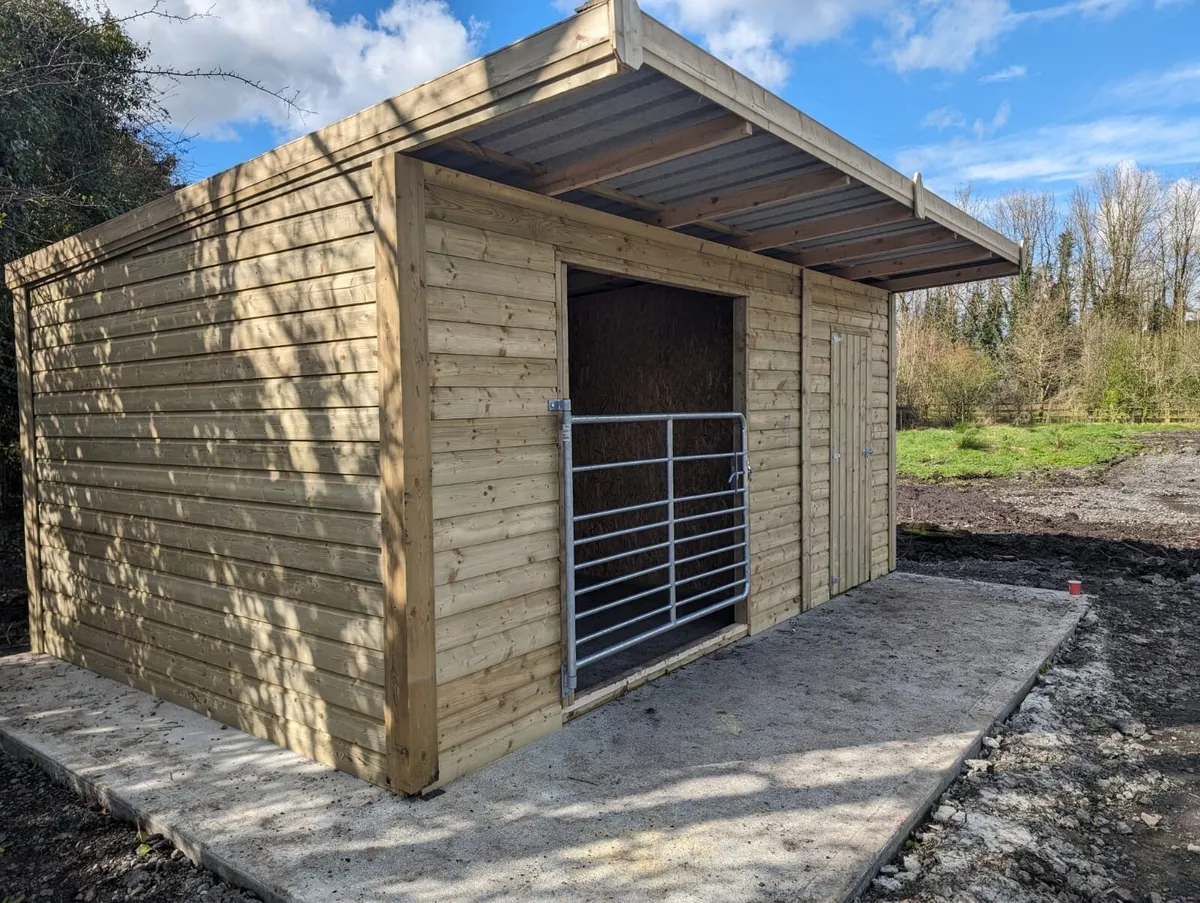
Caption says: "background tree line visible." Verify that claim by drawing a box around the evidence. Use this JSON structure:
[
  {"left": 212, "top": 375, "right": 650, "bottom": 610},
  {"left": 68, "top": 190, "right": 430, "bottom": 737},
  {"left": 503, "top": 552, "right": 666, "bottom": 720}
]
[{"left": 898, "top": 164, "right": 1200, "bottom": 426}]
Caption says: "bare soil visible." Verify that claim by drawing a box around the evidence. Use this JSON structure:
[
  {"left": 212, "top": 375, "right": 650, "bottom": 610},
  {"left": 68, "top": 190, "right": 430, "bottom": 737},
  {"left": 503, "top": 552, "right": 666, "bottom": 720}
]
[
  {"left": 0, "top": 514, "right": 258, "bottom": 903},
  {"left": 863, "top": 430, "right": 1200, "bottom": 903}
]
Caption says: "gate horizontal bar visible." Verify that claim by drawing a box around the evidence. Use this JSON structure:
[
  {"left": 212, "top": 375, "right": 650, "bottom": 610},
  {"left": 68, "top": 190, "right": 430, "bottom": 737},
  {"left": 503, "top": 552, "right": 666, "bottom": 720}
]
[
  {"left": 576, "top": 601, "right": 675, "bottom": 646},
  {"left": 573, "top": 456, "right": 669, "bottom": 474},
  {"left": 673, "top": 522, "right": 745, "bottom": 547},
  {"left": 573, "top": 412, "right": 746, "bottom": 425},
  {"left": 576, "top": 581, "right": 669, "bottom": 621},
  {"left": 574, "top": 560, "right": 671, "bottom": 596},
  {"left": 576, "top": 539, "right": 671, "bottom": 571},
  {"left": 573, "top": 498, "right": 666, "bottom": 524},
  {"left": 675, "top": 540, "right": 748, "bottom": 568},
  {"left": 576, "top": 587, "right": 750, "bottom": 668},
  {"left": 574, "top": 518, "right": 670, "bottom": 547}
]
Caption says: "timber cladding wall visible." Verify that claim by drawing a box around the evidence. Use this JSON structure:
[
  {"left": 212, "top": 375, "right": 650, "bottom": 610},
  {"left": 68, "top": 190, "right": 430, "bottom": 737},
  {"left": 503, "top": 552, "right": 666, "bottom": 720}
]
[
  {"left": 805, "top": 271, "right": 893, "bottom": 607},
  {"left": 20, "top": 164, "right": 387, "bottom": 785},
  {"left": 10, "top": 156, "right": 895, "bottom": 792}
]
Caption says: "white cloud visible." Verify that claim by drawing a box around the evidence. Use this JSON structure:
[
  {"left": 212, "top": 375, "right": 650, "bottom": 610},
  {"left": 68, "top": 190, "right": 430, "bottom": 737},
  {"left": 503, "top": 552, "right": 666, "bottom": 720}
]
[
  {"left": 971, "top": 99, "right": 1012, "bottom": 138},
  {"left": 922, "top": 106, "right": 967, "bottom": 129},
  {"left": 104, "top": 0, "right": 482, "bottom": 140},
  {"left": 1111, "top": 62, "right": 1200, "bottom": 110},
  {"left": 980, "top": 64, "right": 1027, "bottom": 82},
  {"left": 646, "top": 0, "right": 1149, "bottom": 83},
  {"left": 896, "top": 115, "right": 1200, "bottom": 188},
  {"left": 642, "top": 0, "right": 891, "bottom": 88},
  {"left": 884, "top": 0, "right": 1014, "bottom": 73}
]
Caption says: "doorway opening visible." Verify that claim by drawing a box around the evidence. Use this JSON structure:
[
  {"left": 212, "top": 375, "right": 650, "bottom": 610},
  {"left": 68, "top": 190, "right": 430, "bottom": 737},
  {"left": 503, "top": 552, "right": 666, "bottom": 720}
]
[{"left": 563, "top": 267, "right": 748, "bottom": 694}]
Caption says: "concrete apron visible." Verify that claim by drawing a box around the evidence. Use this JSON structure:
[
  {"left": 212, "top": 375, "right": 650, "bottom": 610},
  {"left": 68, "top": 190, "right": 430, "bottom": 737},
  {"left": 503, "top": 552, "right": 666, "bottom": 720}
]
[{"left": 0, "top": 573, "right": 1086, "bottom": 903}]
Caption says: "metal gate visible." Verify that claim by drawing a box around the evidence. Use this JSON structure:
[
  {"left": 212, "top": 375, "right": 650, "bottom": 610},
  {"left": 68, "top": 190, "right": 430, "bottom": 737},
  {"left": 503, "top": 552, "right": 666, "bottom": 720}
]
[{"left": 551, "top": 401, "right": 750, "bottom": 696}]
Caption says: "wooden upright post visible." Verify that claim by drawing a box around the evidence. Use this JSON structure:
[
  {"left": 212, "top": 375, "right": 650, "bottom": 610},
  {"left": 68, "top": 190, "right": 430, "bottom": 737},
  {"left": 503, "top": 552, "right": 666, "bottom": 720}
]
[
  {"left": 798, "top": 273, "right": 813, "bottom": 611},
  {"left": 887, "top": 291, "right": 898, "bottom": 573},
  {"left": 374, "top": 152, "right": 438, "bottom": 794},
  {"left": 12, "top": 285, "right": 44, "bottom": 653}
]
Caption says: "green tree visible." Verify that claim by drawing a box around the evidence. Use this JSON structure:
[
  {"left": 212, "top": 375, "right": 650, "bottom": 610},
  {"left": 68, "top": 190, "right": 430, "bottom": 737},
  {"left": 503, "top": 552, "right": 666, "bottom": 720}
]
[{"left": 1, "top": 0, "right": 181, "bottom": 465}]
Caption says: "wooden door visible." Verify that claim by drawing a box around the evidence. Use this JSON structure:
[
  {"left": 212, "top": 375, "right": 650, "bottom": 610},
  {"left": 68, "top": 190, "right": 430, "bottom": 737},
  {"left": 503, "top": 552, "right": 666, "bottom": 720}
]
[{"left": 828, "top": 330, "right": 871, "bottom": 596}]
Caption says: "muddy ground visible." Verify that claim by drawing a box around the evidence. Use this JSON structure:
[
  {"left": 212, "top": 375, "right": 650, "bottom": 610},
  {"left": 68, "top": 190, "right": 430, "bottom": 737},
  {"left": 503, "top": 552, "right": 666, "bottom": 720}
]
[
  {"left": 863, "top": 430, "right": 1200, "bottom": 903},
  {"left": 1, "top": 433, "right": 1198, "bottom": 902}
]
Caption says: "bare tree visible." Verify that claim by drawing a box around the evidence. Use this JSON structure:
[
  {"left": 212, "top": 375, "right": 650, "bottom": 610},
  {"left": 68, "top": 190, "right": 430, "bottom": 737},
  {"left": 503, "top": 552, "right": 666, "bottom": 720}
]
[{"left": 1157, "top": 175, "right": 1200, "bottom": 330}]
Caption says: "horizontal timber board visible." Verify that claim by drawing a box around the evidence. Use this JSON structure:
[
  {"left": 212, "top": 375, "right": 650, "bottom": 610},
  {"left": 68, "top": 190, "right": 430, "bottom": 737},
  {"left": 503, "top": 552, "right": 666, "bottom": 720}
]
[
  {"left": 37, "top": 408, "right": 379, "bottom": 442},
  {"left": 41, "top": 522, "right": 381, "bottom": 616},
  {"left": 41, "top": 557, "right": 382, "bottom": 649},
  {"left": 40, "top": 502, "right": 380, "bottom": 582},
  {"left": 426, "top": 253, "right": 556, "bottom": 302},
  {"left": 34, "top": 304, "right": 377, "bottom": 373},
  {"left": 427, "top": 321, "right": 556, "bottom": 360},
  {"left": 432, "top": 445, "right": 556, "bottom": 487},
  {"left": 36, "top": 337, "right": 378, "bottom": 394},
  {"left": 29, "top": 235, "right": 374, "bottom": 320},
  {"left": 427, "top": 220, "right": 556, "bottom": 273},
  {"left": 426, "top": 286, "right": 556, "bottom": 331},
  {"left": 48, "top": 593, "right": 383, "bottom": 719},
  {"left": 37, "top": 460, "right": 380, "bottom": 514},
  {"left": 434, "top": 502, "right": 558, "bottom": 553},
  {"left": 435, "top": 530, "right": 558, "bottom": 586},
  {"left": 37, "top": 482, "right": 381, "bottom": 548},
  {"left": 35, "top": 373, "right": 378, "bottom": 417},
  {"left": 435, "top": 558, "right": 559, "bottom": 621},
  {"left": 45, "top": 611, "right": 385, "bottom": 755},
  {"left": 36, "top": 437, "right": 379, "bottom": 477},
  {"left": 32, "top": 276, "right": 374, "bottom": 348},
  {"left": 43, "top": 627, "right": 386, "bottom": 786},
  {"left": 430, "top": 354, "right": 557, "bottom": 388}
]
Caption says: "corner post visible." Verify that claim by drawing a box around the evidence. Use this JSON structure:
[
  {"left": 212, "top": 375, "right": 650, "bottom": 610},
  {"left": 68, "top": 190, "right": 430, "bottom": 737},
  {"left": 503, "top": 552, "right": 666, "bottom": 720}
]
[
  {"left": 609, "top": 0, "right": 644, "bottom": 70},
  {"left": 799, "top": 271, "right": 813, "bottom": 611},
  {"left": 887, "top": 292, "right": 898, "bottom": 572},
  {"left": 12, "top": 285, "right": 44, "bottom": 653},
  {"left": 374, "top": 152, "right": 438, "bottom": 794}
]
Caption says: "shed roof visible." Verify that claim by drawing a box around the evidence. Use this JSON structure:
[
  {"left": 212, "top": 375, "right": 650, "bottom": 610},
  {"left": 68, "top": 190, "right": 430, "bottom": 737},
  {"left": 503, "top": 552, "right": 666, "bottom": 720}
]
[{"left": 6, "top": 0, "right": 1020, "bottom": 291}]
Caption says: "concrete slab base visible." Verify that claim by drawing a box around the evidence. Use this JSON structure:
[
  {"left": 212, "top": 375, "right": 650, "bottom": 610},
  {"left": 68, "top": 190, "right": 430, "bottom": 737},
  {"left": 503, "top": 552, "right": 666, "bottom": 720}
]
[{"left": 0, "top": 573, "right": 1085, "bottom": 902}]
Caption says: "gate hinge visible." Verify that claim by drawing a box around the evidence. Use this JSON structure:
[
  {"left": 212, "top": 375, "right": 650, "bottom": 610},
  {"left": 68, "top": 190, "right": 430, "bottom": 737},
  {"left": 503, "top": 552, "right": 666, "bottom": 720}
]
[
  {"left": 561, "top": 664, "right": 570, "bottom": 698},
  {"left": 547, "top": 398, "right": 571, "bottom": 413}
]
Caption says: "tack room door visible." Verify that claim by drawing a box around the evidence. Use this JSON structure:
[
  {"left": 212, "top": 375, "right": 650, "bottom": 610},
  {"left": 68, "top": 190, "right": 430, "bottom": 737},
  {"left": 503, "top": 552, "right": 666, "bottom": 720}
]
[{"left": 828, "top": 329, "right": 871, "bottom": 596}]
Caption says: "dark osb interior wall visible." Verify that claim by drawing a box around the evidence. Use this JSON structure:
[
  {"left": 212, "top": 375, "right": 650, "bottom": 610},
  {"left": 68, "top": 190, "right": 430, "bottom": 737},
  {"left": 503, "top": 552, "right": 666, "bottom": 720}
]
[{"left": 567, "top": 276, "right": 741, "bottom": 617}]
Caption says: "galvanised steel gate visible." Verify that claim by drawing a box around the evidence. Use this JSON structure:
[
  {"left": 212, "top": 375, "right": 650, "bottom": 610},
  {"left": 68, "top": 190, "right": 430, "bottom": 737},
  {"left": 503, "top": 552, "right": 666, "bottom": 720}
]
[{"left": 550, "top": 401, "right": 750, "bottom": 696}]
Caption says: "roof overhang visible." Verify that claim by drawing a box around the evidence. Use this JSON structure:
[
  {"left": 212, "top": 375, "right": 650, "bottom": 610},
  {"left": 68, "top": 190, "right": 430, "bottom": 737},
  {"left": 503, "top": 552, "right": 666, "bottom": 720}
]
[{"left": 6, "top": 0, "right": 1020, "bottom": 291}]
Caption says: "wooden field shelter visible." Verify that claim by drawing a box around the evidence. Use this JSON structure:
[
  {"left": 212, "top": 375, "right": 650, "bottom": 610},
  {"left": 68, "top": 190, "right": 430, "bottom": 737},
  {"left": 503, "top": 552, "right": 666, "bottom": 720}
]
[{"left": 5, "top": 0, "right": 1019, "bottom": 795}]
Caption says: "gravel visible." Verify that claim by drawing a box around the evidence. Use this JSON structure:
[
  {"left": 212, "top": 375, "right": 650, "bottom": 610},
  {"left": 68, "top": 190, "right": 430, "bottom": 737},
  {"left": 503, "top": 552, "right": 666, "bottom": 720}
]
[{"left": 861, "top": 433, "right": 1200, "bottom": 903}]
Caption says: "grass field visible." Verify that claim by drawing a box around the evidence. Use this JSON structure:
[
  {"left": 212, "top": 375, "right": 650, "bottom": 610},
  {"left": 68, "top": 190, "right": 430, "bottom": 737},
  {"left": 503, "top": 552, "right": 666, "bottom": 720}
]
[{"left": 897, "top": 423, "right": 1184, "bottom": 480}]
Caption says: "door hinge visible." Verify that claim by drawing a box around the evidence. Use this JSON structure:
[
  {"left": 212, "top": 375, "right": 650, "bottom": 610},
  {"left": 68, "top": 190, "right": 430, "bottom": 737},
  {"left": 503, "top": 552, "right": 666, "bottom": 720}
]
[
  {"left": 830, "top": 575, "right": 840, "bottom": 588},
  {"left": 831, "top": 449, "right": 841, "bottom": 463},
  {"left": 862, "top": 447, "right": 874, "bottom": 457},
  {"left": 831, "top": 331, "right": 842, "bottom": 345}
]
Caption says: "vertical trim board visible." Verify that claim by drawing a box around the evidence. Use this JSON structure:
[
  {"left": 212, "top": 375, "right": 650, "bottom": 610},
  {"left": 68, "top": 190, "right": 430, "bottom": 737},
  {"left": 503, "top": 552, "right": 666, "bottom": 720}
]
[
  {"left": 13, "top": 287, "right": 44, "bottom": 653},
  {"left": 799, "top": 274, "right": 812, "bottom": 611},
  {"left": 375, "top": 152, "right": 439, "bottom": 794}
]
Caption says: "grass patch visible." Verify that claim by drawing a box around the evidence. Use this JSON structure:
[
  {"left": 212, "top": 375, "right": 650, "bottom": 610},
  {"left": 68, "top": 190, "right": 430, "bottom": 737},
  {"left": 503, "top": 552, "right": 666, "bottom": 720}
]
[{"left": 898, "top": 423, "right": 1184, "bottom": 480}]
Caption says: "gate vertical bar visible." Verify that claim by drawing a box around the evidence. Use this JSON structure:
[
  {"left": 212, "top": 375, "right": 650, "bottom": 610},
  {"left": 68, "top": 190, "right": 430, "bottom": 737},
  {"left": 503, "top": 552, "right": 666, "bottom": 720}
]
[
  {"left": 740, "top": 415, "right": 751, "bottom": 600},
  {"left": 560, "top": 400, "right": 578, "bottom": 695},
  {"left": 666, "top": 418, "right": 677, "bottom": 625}
]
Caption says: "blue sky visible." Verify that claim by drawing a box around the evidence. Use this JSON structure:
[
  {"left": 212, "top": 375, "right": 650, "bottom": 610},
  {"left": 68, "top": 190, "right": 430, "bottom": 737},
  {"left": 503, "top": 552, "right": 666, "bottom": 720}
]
[{"left": 114, "top": 0, "right": 1200, "bottom": 202}]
